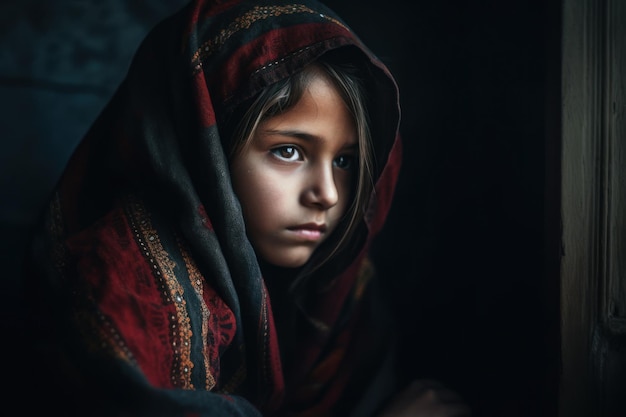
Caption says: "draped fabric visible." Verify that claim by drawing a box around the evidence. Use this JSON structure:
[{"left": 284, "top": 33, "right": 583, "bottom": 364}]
[{"left": 21, "top": 1, "right": 402, "bottom": 416}]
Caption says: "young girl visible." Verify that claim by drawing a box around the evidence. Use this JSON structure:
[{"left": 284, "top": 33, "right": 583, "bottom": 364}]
[{"left": 21, "top": 0, "right": 470, "bottom": 416}]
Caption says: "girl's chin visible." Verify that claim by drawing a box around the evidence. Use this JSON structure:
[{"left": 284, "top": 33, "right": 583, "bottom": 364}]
[
  {"left": 259, "top": 251, "right": 313, "bottom": 270},
  {"left": 264, "top": 258, "right": 310, "bottom": 270}
]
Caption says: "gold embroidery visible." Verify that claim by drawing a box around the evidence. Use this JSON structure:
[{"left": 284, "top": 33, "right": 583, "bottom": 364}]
[
  {"left": 179, "top": 241, "right": 217, "bottom": 390},
  {"left": 127, "top": 196, "right": 195, "bottom": 389},
  {"left": 191, "top": 4, "right": 348, "bottom": 72}
]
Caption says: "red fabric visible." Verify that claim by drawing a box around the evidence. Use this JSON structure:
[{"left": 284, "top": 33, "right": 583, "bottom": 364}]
[
  {"left": 368, "top": 133, "right": 403, "bottom": 235},
  {"left": 204, "top": 23, "right": 353, "bottom": 104},
  {"left": 64, "top": 199, "right": 238, "bottom": 391}
]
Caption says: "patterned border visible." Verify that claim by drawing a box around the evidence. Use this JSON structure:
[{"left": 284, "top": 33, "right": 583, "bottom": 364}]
[
  {"left": 191, "top": 4, "right": 347, "bottom": 73},
  {"left": 126, "top": 196, "right": 196, "bottom": 389}
]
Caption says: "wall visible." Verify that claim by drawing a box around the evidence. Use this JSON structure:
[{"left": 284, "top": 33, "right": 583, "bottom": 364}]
[{"left": 0, "top": 0, "right": 190, "bottom": 286}]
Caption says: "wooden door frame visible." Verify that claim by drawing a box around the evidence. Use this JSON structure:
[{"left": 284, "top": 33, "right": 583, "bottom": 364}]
[{"left": 560, "top": 0, "right": 626, "bottom": 415}]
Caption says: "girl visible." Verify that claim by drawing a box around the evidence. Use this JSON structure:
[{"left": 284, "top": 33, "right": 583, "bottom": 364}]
[{"left": 21, "top": 0, "right": 470, "bottom": 416}]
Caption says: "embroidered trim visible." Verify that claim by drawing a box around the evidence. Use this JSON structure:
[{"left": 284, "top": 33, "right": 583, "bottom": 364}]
[
  {"left": 179, "top": 240, "right": 217, "bottom": 391},
  {"left": 191, "top": 4, "right": 347, "bottom": 73},
  {"left": 78, "top": 307, "right": 135, "bottom": 363},
  {"left": 126, "top": 196, "right": 195, "bottom": 389},
  {"left": 251, "top": 45, "right": 312, "bottom": 75},
  {"left": 259, "top": 284, "right": 269, "bottom": 378}
]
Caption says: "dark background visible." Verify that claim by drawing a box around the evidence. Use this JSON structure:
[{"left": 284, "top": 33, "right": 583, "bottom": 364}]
[{"left": 1, "top": 1, "right": 561, "bottom": 416}]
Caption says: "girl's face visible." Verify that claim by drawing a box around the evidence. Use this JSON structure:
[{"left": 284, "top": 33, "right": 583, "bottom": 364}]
[{"left": 230, "top": 72, "right": 357, "bottom": 268}]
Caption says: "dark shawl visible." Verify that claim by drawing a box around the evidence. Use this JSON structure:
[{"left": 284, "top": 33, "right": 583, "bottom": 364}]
[{"left": 21, "top": 1, "right": 402, "bottom": 416}]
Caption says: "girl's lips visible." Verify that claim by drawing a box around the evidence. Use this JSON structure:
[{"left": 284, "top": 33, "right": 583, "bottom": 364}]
[
  {"left": 290, "top": 228, "right": 323, "bottom": 240},
  {"left": 288, "top": 223, "right": 327, "bottom": 231},
  {"left": 287, "top": 223, "right": 327, "bottom": 241}
]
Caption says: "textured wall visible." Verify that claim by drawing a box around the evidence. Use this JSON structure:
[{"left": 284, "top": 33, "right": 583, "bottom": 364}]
[{"left": 0, "top": 0, "right": 189, "bottom": 291}]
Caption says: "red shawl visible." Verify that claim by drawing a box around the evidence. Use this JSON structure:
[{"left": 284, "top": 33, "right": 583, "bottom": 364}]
[{"left": 21, "top": 1, "right": 402, "bottom": 416}]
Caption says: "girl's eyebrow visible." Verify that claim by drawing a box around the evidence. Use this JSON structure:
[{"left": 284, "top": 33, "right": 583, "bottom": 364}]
[
  {"left": 262, "top": 128, "right": 358, "bottom": 148},
  {"left": 263, "top": 128, "right": 321, "bottom": 142}
]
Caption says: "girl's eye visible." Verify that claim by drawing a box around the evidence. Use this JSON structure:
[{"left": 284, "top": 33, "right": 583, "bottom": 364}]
[
  {"left": 270, "top": 146, "right": 301, "bottom": 162},
  {"left": 333, "top": 154, "right": 355, "bottom": 170}
]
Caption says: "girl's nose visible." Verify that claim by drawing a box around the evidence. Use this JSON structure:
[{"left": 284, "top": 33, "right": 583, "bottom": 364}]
[{"left": 302, "top": 164, "right": 339, "bottom": 209}]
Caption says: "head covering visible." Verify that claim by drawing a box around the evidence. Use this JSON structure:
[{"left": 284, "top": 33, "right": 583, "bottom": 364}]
[{"left": 21, "top": 0, "right": 402, "bottom": 416}]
